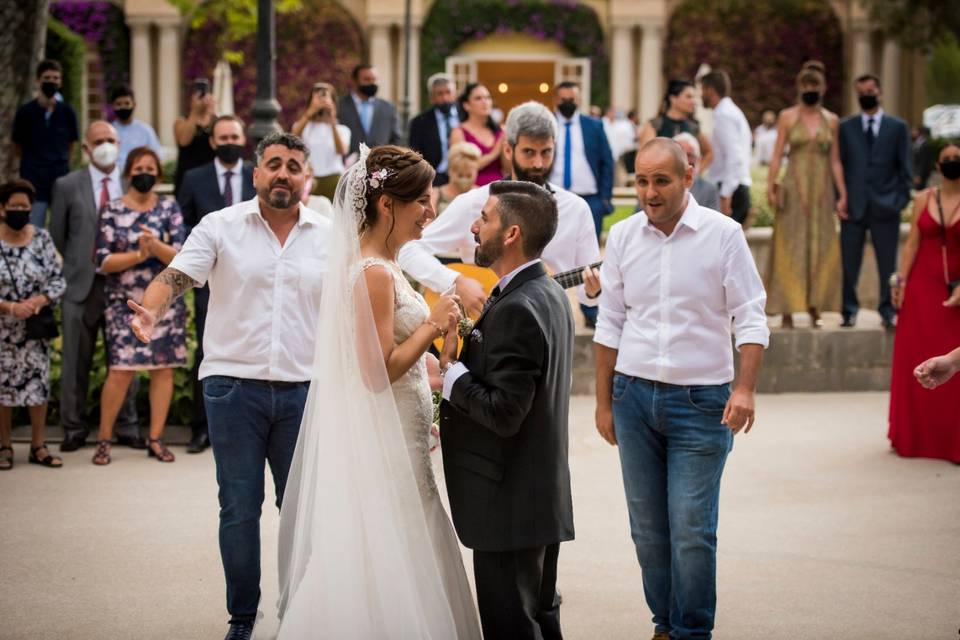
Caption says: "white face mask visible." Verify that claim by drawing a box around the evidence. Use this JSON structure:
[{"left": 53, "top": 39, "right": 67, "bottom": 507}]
[{"left": 91, "top": 142, "right": 119, "bottom": 168}]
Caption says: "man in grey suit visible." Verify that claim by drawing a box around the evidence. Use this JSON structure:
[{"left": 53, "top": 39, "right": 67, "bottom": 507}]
[
  {"left": 49, "top": 120, "right": 140, "bottom": 452},
  {"left": 838, "top": 74, "right": 912, "bottom": 329},
  {"left": 337, "top": 64, "right": 403, "bottom": 157}
]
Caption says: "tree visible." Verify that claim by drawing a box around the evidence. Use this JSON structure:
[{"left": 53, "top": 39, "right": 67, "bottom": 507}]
[
  {"left": 862, "top": 0, "right": 960, "bottom": 51},
  {"left": 0, "top": 0, "right": 49, "bottom": 182}
]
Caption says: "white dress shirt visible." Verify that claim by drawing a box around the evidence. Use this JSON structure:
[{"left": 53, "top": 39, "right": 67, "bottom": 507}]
[
  {"left": 169, "top": 198, "right": 332, "bottom": 382},
  {"left": 550, "top": 112, "right": 599, "bottom": 196},
  {"left": 860, "top": 108, "right": 885, "bottom": 137},
  {"left": 705, "top": 97, "right": 753, "bottom": 198},
  {"left": 594, "top": 195, "right": 769, "bottom": 385},
  {"left": 302, "top": 121, "right": 351, "bottom": 176},
  {"left": 214, "top": 158, "right": 243, "bottom": 203},
  {"left": 89, "top": 164, "right": 122, "bottom": 207},
  {"left": 441, "top": 258, "right": 543, "bottom": 399},
  {"left": 397, "top": 182, "right": 600, "bottom": 306}
]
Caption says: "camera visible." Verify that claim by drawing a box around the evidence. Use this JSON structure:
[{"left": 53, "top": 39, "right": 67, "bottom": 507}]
[{"left": 191, "top": 78, "right": 211, "bottom": 98}]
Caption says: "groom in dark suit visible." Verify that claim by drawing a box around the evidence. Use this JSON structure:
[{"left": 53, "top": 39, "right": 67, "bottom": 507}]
[
  {"left": 439, "top": 180, "right": 575, "bottom": 640},
  {"left": 838, "top": 74, "right": 912, "bottom": 329}
]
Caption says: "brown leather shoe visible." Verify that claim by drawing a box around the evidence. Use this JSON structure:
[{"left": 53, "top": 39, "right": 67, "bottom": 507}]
[{"left": 652, "top": 633, "right": 670, "bottom": 640}]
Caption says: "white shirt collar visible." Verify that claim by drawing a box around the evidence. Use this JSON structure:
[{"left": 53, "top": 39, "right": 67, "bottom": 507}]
[
  {"left": 88, "top": 163, "right": 120, "bottom": 184},
  {"left": 495, "top": 258, "right": 542, "bottom": 293},
  {"left": 640, "top": 194, "right": 704, "bottom": 235},
  {"left": 214, "top": 157, "right": 241, "bottom": 177},
  {"left": 242, "top": 198, "right": 323, "bottom": 228},
  {"left": 861, "top": 107, "right": 885, "bottom": 124},
  {"left": 556, "top": 111, "right": 581, "bottom": 126}
]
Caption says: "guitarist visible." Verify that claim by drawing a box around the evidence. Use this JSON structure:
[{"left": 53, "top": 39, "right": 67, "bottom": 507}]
[{"left": 398, "top": 101, "right": 602, "bottom": 326}]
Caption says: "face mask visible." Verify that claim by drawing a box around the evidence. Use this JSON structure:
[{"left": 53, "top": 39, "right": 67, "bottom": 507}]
[
  {"left": 130, "top": 173, "right": 157, "bottom": 193},
  {"left": 3, "top": 210, "right": 30, "bottom": 231},
  {"left": 557, "top": 101, "right": 577, "bottom": 119},
  {"left": 41, "top": 82, "right": 58, "bottom": 98},
  {"left": 215, "top": 143, "right": 244, "bottom": 165},
  {"left": 114, "top": 108, "right": 134, "bottom": 122},
  {"left": 91, "top": 142, "right": 119, "bottom": 168},
  {"left": 858, "top": 94, "right": 879, "bottom": 111},
  {"left": 801, "top": 91, "right": 821, "bottom": 106},
  {"left": 940, "top": 160, "right": 960, "bottom": 181},
  {"left": 359, "top": 84, "right": 378, "bottom": 98},
  {"left": 437, "top": 102, "right": 453, "bottom": 116}
]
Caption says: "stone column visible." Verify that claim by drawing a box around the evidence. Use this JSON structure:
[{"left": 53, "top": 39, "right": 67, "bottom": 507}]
[
  {"left": 369, "top": 23, "right": 394, "bottom": 105},
  {"left": 881, "top": 38, "right": 901, "bottom": 116},
  {"left": 849, "top": 27, "right": 873, "bottom": 115},
  {"left": 129, "top": 21, "right": 153, "bottom": 128},
  {"left": 638, "top": 22, "right": 663, "bottom": 121},
  {"left": 610, "top": 24, "right": 634, "bottom": 111},
  {"left": 156, "top": 21, "right": 180, "bottom": 150},
  {"left": 407, "top": 26, "right": 421, "bottom": 118}
]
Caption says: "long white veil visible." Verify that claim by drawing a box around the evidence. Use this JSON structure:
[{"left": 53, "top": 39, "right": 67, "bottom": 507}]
[{"left": 274, "top": 145, "right": 458, "bottom": 637}]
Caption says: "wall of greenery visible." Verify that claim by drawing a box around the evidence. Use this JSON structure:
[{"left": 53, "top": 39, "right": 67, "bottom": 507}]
[{"left": 45, "top": 17, "right": 86, "bottom": 119}]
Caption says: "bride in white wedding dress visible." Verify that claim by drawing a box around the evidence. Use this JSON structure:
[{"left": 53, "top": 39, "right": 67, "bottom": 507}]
[{"left": 271, "top": 144, "right": 481, "bottom": 639}]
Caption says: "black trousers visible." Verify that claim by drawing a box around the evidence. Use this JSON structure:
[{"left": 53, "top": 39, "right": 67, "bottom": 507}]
[
  {"left": 840, "top": 206, "right": 900, "bottom": 321},
  {"left": 191, "top": 284, "right": 210, "bottom": 435},
  {"left": 473, "top": 543, "right": 562, "bottom": 640}
]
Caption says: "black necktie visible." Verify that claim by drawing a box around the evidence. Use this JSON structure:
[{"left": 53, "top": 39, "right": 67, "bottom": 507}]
[
  {"left": 223, "top": 170, "right": 234, "bottom": 206},
  {"left": 865, "top": 118, "right": 875, "bottom": 149},
  {"left": 483, "top": 286, "right": 501, "bottom": 312}
]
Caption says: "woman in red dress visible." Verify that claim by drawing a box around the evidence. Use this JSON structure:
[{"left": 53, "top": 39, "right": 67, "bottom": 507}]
[
  {"left": 449, "top": 83, "right": 508, "bottom": 187},
  {"left": 889, "top": 142, "right": 960, "bottom": 463}
]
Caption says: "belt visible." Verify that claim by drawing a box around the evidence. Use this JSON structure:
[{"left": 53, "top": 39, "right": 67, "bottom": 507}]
[
  {"left": 614, "top": 373, "right": 725, "bottom": 390},
  {"left": 242, "top": 378, "right": 309, "bottom": 388}
]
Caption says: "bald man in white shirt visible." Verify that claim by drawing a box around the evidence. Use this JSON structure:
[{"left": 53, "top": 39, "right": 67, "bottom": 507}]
[{"left": 595, "top": 138, "right": 768, "bottom": 640}]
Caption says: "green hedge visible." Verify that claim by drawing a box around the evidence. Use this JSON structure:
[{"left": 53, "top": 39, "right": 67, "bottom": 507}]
[{"left": 45, "top": 17, "right": 86, "bottom": 167}]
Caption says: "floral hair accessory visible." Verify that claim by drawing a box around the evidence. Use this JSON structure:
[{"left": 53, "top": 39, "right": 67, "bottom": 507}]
[{"left": 368, "top": 168, "right": 392, "bottom": 189}]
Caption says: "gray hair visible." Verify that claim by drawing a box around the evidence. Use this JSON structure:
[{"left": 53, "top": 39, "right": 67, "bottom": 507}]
[
  {"left": 672, "top": 132, "right": 701, "bottom": 158},
  {"left": 255, "top": 131, "right": 310, "bottom": 165},
  {"left": 426, "top": 72, "right": 454, "bottom": 93},
  {"left": 503, "top": 101, "right": 558, "bottom": 146}
]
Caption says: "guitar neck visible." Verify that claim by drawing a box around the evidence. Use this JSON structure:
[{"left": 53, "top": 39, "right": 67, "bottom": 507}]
[{"left": 552, "top": 261, "right": 602, "bottom": 289}]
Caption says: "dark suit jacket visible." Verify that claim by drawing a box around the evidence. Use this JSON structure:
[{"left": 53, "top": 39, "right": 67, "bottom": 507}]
[
  {"left": 579, "top": 115, "right": 615, "bottom": 214},
  {"left": 49, "top": 168, "right": 102, "bottom": 303},
  {"left": 440, "top": 262, "right": 575, "bottom": 552},
  {"left": 839, "top": 112, "right": 912, "bottom": 221},
  {"left": 408, "top": 107, "right": 445, "bottom": 171},
  {"left": 337, "top": 94, "right": 403, "bottom": 155},
  {"left": 177, "top": 162, "right": 255, "bottom": 230}
]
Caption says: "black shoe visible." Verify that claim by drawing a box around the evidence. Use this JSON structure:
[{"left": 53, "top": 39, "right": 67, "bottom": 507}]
[
  {"left": 840, "top": 315, "right": 856, "bottom": 328},
  {"left": 224, "top": 621, "right": 253, "bottom": 640},
  {"left": 186, "top": 431, "right": 210, "bottom": 454},
  {"left": 115, "top": 434, "right": 148, "bottom": 449},
  {"left": 59, "top": 433, "right": 87, "bottom": 452}
]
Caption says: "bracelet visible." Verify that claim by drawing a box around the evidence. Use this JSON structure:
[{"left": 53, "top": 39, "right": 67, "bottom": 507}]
[
  {"left": 424, "top": 319, "right": 447, "bottom": 338},
  {"left": 888, "top": 273, "right": 903, "bottom": 288},
  {"left": 441, "top": 359, "right": 458, "bottom": 377}
]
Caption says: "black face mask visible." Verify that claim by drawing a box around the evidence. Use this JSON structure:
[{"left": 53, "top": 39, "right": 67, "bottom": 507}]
[
  {"left": 41, "top": 82, "right": 58, "bottom": 98},
  {"left": 437, "top": 102, "right": 453, "bottom": 116},
  {"left": 557, "top": 100, "right": 577, "bottom": 119},
  {"left": 940, "top": 160, "right": 960, "bottom": 181},
  {"left": 215, "top": 143, "right": 244, "bottom": 165},
  {"left": 114, "top": 108, "right": 134, "bottom": 122},
  {"left": 130, "top": 173, "right": 157, "bottom": 193},
  {"left": 3, "top": 210, "right": 30, "bottom": 231},
  {"left": 359, "top": 84, "right": 378, "bottom": 98},
  {"left": 800, "top": 91, "right": 821, "bottom": 106},
  {"left": 858, "top": 94, "right": 879, "bottom": 111}
]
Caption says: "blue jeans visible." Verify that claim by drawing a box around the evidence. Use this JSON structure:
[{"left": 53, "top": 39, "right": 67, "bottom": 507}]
[
  {"left": 612, "top": 375, "right": 733, "bottom": 640},
  {"left": 203, "top": 376, "right": 309, "bottom": 624}
]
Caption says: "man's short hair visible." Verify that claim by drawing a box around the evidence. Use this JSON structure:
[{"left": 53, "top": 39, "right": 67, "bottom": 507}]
[
  {"left": 110, "top": 84, "right": 134, "bottom": 102},
  {"left": 638, "top": 138, "right": 688, "bottom": 178},
  {"left": 700, "top": 70, "right": 731, "bottom": 97},
  {"left": 427, "top": 72, "right": 454, "bottom": 93},
  {"left": 351, "top": 64, "right": 373, "bottom": 80},
  {"left": 556, "top": 81, "right": 579, "bottom": 92},
  {"left": 36, "top": 59, "right": 62, "bottom": 79},
  {"left": 255, "top": 131, "right": 310, "bottom": 165},
  {"left": 855, "top": 73, "right": 882, "bottom": 89},
  {"left": 489, "top": 180, "right": 558, "bottom": 258},
  {"left": 503, "top": 101, "right": 558, "bottom": 146},
  {"left": 673, "top": 132, "right": 701, "bottom": 159},
  {"left": 211, "top": 114, "right": 246, "bottom": 137}
]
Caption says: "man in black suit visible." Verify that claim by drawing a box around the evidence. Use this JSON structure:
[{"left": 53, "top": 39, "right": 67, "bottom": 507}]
[
  {"left": 439, "top": 180, "right": 574, "bottom": 640},
  {"left": 408, "top": 73, "right": 459, "bottom": 186},
  {"left": 336, "top": 64, "right": 403, "bottom": 158},
  {"left": 177, "top": 114, "right": 255, "bottom": 452},
  {"left": 838, "top": 74, "right": 912, "bottom": 329}
]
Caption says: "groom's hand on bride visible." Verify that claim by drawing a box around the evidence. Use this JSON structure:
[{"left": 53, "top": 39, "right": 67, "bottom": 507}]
[
  {"left": 721, "top": 387, "right": 755, "bottom": 435},
  {"left": 455, "top": 276, "right": 486, "bottom": 317}
]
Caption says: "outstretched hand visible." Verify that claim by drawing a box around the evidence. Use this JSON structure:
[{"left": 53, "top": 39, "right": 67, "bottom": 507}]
[{"left": 128, "top": 299, "right": 156, "bottom": 343}]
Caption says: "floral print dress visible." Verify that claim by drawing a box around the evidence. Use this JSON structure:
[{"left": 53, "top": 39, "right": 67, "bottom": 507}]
[
  {"left": 0, "top": 228, "right": 66, "bottom": 406},
  {"left": 95, "top": 197, "right": 187, "bottom": 370}
]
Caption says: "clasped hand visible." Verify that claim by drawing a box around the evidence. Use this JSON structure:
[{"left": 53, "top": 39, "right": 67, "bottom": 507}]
[
  {"left": 8, "top": 295, "right": 47, "bottom": 319},
  {"left": 136, "top": 225, "right": 161, "bottom": 261}
]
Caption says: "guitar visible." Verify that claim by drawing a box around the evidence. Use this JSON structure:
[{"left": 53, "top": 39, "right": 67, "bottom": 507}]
[{"left": 551, "top": 261, "right": 603, "bottom": 289}]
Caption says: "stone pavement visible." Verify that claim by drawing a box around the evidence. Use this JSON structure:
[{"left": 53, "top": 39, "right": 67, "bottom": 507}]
[{"left": 1, "top": 392, "right": 958, "bottom": 639}]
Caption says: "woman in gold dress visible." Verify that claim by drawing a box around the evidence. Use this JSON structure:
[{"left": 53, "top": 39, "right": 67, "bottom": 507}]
[{"left": 766, "top": 63, "right": 847, "bottom": 328}]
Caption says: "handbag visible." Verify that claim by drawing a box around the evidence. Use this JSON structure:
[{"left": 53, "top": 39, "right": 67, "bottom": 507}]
[
  {"left": 935, "top": 188, "right": 960, "bottom": 296},
  {"left": 1, "top": 236, "right": 59, "bottom": 342}
]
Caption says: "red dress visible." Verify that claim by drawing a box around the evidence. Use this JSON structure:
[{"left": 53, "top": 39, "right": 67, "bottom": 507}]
[
  {"left": 888, "top": 198, "right": 960, "bottom": 462},
  {"left": 461, "top": 126, "right": 504, "bottom": 187}
]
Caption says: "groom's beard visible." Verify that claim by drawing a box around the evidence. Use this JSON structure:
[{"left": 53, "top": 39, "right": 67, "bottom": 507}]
[
  {"left": 512, "top": 156, "right": 552, "bottom": 187},
  {"left": 474, "top": 233, "right": 504, "bottom": 268}
]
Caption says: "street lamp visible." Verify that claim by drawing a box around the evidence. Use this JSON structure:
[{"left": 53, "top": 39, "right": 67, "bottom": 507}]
[
  {"left": 400, "top": 0, "right": 412, "bottom": 139},
  {"left": 249, "top": 0, "right": 281, "bottom": 145}
]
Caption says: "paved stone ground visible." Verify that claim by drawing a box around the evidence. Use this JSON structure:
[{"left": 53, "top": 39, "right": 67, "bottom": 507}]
[{"left": 1, "top": 392, "right": 958, "bottom": 639}]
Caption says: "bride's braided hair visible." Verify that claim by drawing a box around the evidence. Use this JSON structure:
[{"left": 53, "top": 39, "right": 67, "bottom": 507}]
[{"left": 360, "top": 145, "right": 435, "bottom": 233}]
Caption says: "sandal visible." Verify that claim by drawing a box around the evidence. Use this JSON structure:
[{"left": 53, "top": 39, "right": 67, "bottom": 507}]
[
  {"left": 147, "top": 438, "right": 175, "bottom": 463},
  {"left": 29, "top": 443, "right": 63, "bottom": 468},
  {"left": 0, "top": 446, "right": 12, "bottom": 471},
  {"left": 92, "top": 440, "right": 112, "bottom": 466}
]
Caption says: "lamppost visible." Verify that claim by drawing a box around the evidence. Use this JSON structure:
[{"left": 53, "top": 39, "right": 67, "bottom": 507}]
[
  {"left": 249, "top": 0, "right": 281, "bottom": 145},
  {"left": 400, "top": 0, "right": 412, "bottom": 139}
]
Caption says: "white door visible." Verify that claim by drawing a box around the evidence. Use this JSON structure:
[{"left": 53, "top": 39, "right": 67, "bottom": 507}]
[
  {"left": 445, "top": 56, "right": 477, "bottom": 93},
  {"left": 555, "top": 57, "right": 591, "bottom": 107}
]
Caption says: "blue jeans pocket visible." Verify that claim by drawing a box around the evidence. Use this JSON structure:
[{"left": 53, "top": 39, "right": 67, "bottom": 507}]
[
  {"left": 203, "top": 376, "right": 240, "bottom": 402},
  {"left": 612, "top": 374, "right": 630, "bottom": 403},
  {"left": 687, "top": 384, "right": 730, "bottom": 414}
]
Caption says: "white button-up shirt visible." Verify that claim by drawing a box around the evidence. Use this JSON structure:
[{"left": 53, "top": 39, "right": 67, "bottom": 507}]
[
  {"left": 705, "top": 97, "right": 753, "bottom": 198},
  {"left": 594, "top": 195, "right": 769, "bottom": 385},
  {"left": 89, "top": 163, "right": 122, "bottom": 208},
  {"left": 861, "top": 107, "right": 885, "bottom": 137},
  {"left": 214, "top": 158, "right": 243, "bottom": 202},
  {"left": 169, "top": 198, "right": 331, "bottom": 381},
  {"left": 397, "top": 182, "right": 600, "bottom": 306},
  {"left": 550, "top": 112, "right": 599, "bottom": 196}
]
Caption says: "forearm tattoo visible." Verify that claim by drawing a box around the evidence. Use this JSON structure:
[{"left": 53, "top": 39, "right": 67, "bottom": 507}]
[{"left": 153, "top": 268, "right": 197, "bottom": 318}]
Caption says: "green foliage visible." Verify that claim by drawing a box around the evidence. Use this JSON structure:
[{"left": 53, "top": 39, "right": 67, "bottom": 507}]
[
  {"left": 862, "top": 0, "right": 960, "bottom": 52},
  {"left": 45, "top": 17, "right": 85, "bottom": 119},
  {"left": 927, "top": 34, "right": 960, "bottom": 105}
]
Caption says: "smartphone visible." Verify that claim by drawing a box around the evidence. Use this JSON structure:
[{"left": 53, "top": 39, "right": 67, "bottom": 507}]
[
  {"left": 192, "top": 79, "right": 211, "bottom": 98},
  {"left": 313, "top": 83, "right": 329, "bottom": 98}
]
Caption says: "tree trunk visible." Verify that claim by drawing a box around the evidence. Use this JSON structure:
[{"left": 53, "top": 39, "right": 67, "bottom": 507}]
[{"left": 0, "top": 0, "right": 49, "bottom": 183}]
